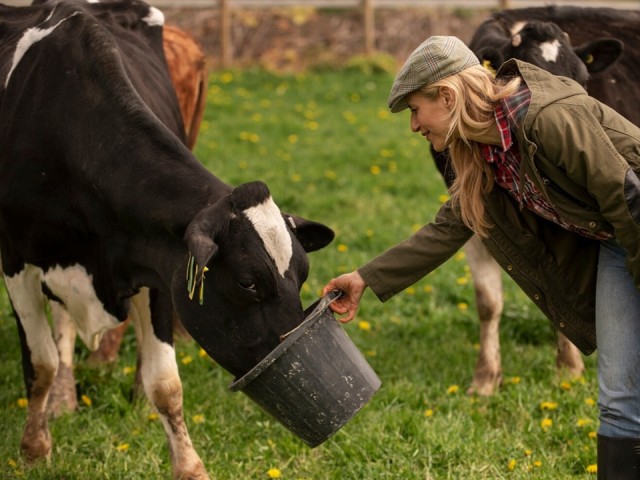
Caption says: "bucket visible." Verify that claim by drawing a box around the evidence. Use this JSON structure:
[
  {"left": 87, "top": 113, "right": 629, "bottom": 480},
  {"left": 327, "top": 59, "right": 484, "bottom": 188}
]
[{"left": 229, "top": 291, "right": 381, "bottom": 447}]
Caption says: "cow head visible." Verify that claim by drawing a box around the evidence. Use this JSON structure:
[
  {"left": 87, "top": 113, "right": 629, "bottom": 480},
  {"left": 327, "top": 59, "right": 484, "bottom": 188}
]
[
  {"left": 172, "top": 181, "right": 334, "bottom": 378},
  {"left": 474, "top": 20, "right": 623, "bottom": 87}
]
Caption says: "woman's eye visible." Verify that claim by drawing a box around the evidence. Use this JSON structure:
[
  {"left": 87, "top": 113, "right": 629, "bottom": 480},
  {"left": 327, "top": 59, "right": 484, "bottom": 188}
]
[{"left": 239, "top": 279, "right": 256, "bottom": 291}]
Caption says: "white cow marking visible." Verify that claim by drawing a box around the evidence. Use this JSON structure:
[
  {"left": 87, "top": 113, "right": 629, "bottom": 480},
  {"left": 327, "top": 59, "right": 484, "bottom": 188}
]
[
  {"left": 539, "top": 39, "right": 561, "bottom": 63},
  {"left": 243, "top": 197, "right": 293, "bottom": 277},
  {"left": 143, "top": 7, "right": 165, "bottom": 27},
  {"left": 5, "top": 11, "right": 81, "bottom": 89},
  {"left": 42, "top": 264, "right": 120, "bottom": 350}
]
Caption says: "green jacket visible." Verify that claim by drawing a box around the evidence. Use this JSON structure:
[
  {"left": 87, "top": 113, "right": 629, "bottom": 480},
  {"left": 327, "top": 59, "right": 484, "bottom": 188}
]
[{"left": 358, "top": 59, "right": 640, "bottom": 355}]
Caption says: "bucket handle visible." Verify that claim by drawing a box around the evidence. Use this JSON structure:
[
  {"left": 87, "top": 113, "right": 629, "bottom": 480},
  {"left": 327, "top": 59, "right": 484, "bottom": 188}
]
[{"left": 279, "top": 290, "right": 343, "bottom": 342}]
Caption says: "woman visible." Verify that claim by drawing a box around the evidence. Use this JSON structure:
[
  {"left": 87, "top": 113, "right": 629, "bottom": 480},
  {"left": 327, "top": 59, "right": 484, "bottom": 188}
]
[{"left": 322, "top": 35, "right": 640, "bottom": 478}]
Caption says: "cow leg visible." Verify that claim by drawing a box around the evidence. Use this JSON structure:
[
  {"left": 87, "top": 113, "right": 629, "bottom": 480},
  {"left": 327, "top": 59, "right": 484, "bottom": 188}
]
[
  {"left": 5, "top": 266, "right": 57, "bottom": 463},
  {"left": 47, "top": 301, "right": 78, "bottom": 417},
  {"left": 556, "top": 331, "right": 585, "bottom": 377},
  {"left": 464, "top": 235, "right": 504, "bottom": 396},
  {"left": 132, "top": 288, "right": 209, "bottom": 480}
]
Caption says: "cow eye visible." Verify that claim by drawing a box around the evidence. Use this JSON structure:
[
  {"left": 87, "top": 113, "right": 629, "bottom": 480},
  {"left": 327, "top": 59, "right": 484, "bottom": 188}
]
[{"left": 238, "top": 278, "right": 256, "bottom": 292}]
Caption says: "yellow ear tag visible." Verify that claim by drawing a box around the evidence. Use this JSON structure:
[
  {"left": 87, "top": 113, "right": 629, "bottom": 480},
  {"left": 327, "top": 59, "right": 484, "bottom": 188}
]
[{"left": 482, "top": 59, "right": 497, "bottom": 77}]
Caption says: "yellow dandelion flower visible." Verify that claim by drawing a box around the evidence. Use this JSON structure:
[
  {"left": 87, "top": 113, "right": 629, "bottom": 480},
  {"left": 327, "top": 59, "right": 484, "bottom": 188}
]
[
  {"left": 267, "top": 468, "right": 282, "bottom": 479},
  {"left": 585, "top": 397, "right": 596, "bottom": 406},
  {"left": 366, "top": 229, "right": 374, "bottom": 237},
  {"left": 454, "top": 251, "right": 466, "bottom": 261},
  {"left": 8, "top": 459, "right": 17, "bottom": 468},
  {"left": 541, "top": 418, "right": 553, "bottom": 431},
  {"left": 405, "top": 286, "right": 416, "bottom": 295},
  {"left": 423, "top": 285, "right": 433, "bottom": 294},
  {"left": 388, "top": 161, "right": 398, "bottom": 173},
  {"left": 148, "top": 412, "right": 159, "bottom": 421},
  {"left": 447, "top": 385, "right": 460, "bottom": 394},
  {"left": 524, "top": 449, "right": 533, "bottom": 456},
  {"left": 586, "top": 464, "right": 597, "bottom": 474},
  {"left": 304, "top": 121, "right": 319, "bottom": 131},
  {"left": 540, "top": 401, "right": 558, "bottom": 410},
  {"left": 358, "top": 320, "right": 371, "bottom": 331},
  {"left": 337, "top": 244, "right": 348, "bottom": 253},
  {"left": 181, "top": 355, "right": 193, "bottom": 365},
  {"left": 438, "top": 194, "right": 450, "bottom": 203},
  {"left": 456, "top": 277, "right": 469, "bottom": 286},
  {"left": 122, "top": 366, "right": 135, "bottom": 375},
  {"left": 509, "top": 376, "right": 521, "bottom": 384},
  {"left": 411, "top": 223, "right": 422, "bottom": 232},
  {"left": 507, "top": 459, "right": 517, "bottom": 471},
  {"left": 192, "top": 414, "right": 205, "bottom": 424},
  {"left": 377, "top": 110, "right": 390, "bottom": 120},
  {"left": 239, "top": 160, "right": 248, "bottom": 170},
  {"left": 560, "top": 381, "right": 571, "bottom": 390},
  {"left": 350, "top": 93, "right": 360, "bottom": 102},
  {"left": 342, "top": 111, "right": 356, "bottom": 124},
  {"left": 366, "top": 350, "right": 377, "bottom": 357},
  {"left": 291, "top": 173, "right": 301, "bottom": 182},
  {"left": 81, "top": 394, "right": 92, "bottom": 407},
  {"left": 457, "top": 302, "right": 468, "bottom": 311},
  {"left": 533, "top": 460, "right": 542, "bottom": 468},
  {"left": 116, "top": 443, "right": 130, "bottom": 452},
  {"left": 370, "top": 165, "right": 381, "bottom": 175},
  {"left": 16, "top": 397, "right": 28, "bottom": 408},
  {"left": 287, "top": 134, "right": 298, "bottom": 144},
  {"left": 324, "top": 170, "right": 337, "bottom": 180},
  {"left": 220, "top": 72, "right": 234, "bottom": 84},
  {"left": 259, "top": 99, "right": 271, "bottom": 108},
  {"left": 251, "top": 113, "right": 263, "bottom": 122},
  {"left": 424, "top": 409, "right": 434, "bottom": 417},
  {"left": 576, "top": 418, "right": 592, "bottom": 427},
  {"left": 588, "top": 431, "right": 597, "bottom": 439},
  {"left": 198, "top": 348, "right": 208, "bottom": 358}
]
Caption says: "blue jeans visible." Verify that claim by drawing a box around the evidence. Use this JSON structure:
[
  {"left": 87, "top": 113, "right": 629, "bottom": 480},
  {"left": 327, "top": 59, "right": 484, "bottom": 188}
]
[{"left": 596, "top": 239, "right": 640, "bottom": 438}]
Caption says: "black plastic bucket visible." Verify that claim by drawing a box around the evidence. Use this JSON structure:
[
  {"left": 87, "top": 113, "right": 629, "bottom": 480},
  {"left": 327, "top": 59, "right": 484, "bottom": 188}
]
[{"left": 229, "top": 291, "right": 381, "bottom": 447}]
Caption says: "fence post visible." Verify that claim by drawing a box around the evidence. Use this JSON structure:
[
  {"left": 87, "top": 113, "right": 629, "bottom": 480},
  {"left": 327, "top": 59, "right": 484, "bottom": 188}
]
[
  {"left": 220, "top": 0, "right": 232, "bottom": 67},
  {"left": 362, "top": 0, "right": 374, "bottom": 55}
]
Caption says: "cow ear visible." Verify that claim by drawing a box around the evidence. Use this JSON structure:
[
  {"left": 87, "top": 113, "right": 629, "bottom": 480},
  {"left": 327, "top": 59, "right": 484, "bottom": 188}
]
[
  {"left": 184, "top": 203, "right": 225, "bottom": 274},
  {"left": 574, "top": 38, "right": 624, "bottom": 74},
  {"left": 284, "top": 214, "right": 335, "bottom": 253}
]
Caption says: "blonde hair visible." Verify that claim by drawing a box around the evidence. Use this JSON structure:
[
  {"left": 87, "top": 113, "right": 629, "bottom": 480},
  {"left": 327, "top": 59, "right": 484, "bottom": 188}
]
[{"left": 418, "top": 65, "right": 521, "bottom": 236}]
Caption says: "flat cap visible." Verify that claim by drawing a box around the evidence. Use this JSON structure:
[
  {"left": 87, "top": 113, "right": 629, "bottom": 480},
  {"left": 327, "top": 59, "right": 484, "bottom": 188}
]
[{"left": 388, "top": 36, "right": 479, "bottom": 113}]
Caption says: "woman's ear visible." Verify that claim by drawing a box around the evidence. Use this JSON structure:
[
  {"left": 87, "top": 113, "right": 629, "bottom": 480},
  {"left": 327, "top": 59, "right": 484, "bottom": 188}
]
[{"left": 440, "top": 87, "right": 454, "bottom": 108}]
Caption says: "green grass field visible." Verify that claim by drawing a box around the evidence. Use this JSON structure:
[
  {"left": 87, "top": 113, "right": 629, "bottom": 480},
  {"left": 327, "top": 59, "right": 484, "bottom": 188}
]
[{"left": 0, "top": 68, "right": 598, "bottom": 479}]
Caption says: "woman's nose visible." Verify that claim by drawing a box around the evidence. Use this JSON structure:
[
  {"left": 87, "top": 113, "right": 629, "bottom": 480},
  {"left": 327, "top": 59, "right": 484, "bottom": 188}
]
[{"left": 410, "top": 116, "right": 420, "bottom": 133}]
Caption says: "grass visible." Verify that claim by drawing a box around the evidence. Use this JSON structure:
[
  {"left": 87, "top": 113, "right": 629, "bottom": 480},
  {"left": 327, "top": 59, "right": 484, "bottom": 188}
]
[{"left": 0, "top": 68, "right": 598, "bottom": 479}]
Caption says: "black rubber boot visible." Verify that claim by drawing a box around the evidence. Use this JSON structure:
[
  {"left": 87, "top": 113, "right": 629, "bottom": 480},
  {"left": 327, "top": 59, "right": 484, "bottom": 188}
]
[{"left": 598, "top": 435, "right": 640, "bottom": 479}]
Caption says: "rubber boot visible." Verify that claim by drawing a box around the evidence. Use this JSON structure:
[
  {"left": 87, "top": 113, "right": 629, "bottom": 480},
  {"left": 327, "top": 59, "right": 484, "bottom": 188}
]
[{"left": 598, "top": 435, "right": 640, "bottom": 479}]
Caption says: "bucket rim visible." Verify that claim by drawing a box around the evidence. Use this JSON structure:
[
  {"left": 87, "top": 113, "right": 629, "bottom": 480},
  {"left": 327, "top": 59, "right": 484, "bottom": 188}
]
[{"left": 228, "top": 291, "right": 342, "bottom": 392}]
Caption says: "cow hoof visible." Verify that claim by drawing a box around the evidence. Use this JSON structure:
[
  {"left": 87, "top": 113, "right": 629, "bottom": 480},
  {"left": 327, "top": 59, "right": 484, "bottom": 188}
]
[
  {"left": 47, "top": 363, "right": 78, "bottom": 417},
  {"left": 467, "top": 372, "right": 502, "bottom": 396},
  {"left": 21, "top": 428, "right": 52, "bottom": 464}
]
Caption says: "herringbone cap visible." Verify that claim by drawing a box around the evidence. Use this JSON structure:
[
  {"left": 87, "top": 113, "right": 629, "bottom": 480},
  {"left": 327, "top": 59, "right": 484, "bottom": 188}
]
[{"left": 388, "top": 36, "right": 479, "bottom": 113}]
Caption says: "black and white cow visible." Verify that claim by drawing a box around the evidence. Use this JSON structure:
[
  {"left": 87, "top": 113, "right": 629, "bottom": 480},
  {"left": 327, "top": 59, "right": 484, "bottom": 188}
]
[
  {"left": 0, "top": 1, "right": 333, "bottom": 478},
  {"left": 431, "top": 13, "right": 625, "bottom": 396}
]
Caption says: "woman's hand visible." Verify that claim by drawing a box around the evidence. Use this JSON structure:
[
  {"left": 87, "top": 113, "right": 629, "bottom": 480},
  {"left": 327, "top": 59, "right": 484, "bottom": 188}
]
[{"left": 322, "top": 271, "right": 367, "bottom": 323}]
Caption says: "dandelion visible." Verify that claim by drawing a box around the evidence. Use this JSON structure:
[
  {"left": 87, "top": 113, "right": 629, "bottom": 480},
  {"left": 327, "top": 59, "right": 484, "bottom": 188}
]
[
  {"left": 586, "top": 464, "right": 598, "bottom": 474},
  {"left": 181, "top": 355, "right": 193, "bottom": 365},
  {"left": 447, "top": 385, "right": 460, "bottom": 395},
  {"left": 457, "top": 302, "right": 468, "bottom": 311},
  {"left": 370, "top": 165, "right": 381, "bottom": 175},
  {"left": 424, "top": 409, "right": 434, "bottom": 417},
  {"left": 388, "top": 161, "right": 398, "bottom": 173},
  {"left": 267, "top": 468, "right": 282, "bottom": 478},
  {"left": 148, "top": 413, "right": 159, "bottom": 421},
  {"left": 366, "top": 350, "right": 377, "bottom": 357},
  {"left": 350, "top": 93, "right": 360, "bottom": 102},
  {"left": 251, "top": 113, "right": 263, "bottom": 122},
  {"left": 8, "top": 459, "right": 17, "bottom": 468},
  {"left": 524, "top": 449, "right": 533, "bottom": 456},
  {"left": 291, "top": 173, "right": 301, "bottom": 182},
  {"left": 405, "top": 286, "right": 416, "bottom": 295},
  {"left": 423, "top": 285, "right": 433, "bottom": 294},
  {"left": 377, "top": 110, "right": 390, "bottom": 120},
  {"left": 342, "top": 111, "right": 357, "bottom": 124},
  {"left": 585, "top": 397, "right": 596, "bottom": 407},
  {"left": 304, "top": 121, "right": 319, "bottom": 131},
  {"left": 324, "top": 170, "right": 337, "bottom": 180},
  {"left": 454, "top": 251, "right": 466, "bottom": 261},
  {"left": 337, "top": 244, "right": 348, "bottom": 253},
  {"left": 116, "top": 443, "right": 130, "bottom": 452},
  {"left": 287, "top": 134, "right": 298, "bottom": 144},
  {"left": 541, "top": 418, "right": 553, "bottom": 431},
  {"left": 540, "top": 401, "right": 558, "bottom": 410},
  {"left": 507, "top": 459, "right": 517, "bottom": 471},
  {"left": 456, "top": 276, "right": 469, "bottom": 286},
  {"left": 411, "top": 223, "right": 422, "bottom": 233},
  {"left": 81, "top": 394, "right": 92, "bottom": 407},
  {"left": 576, "top": 418, "right": 593, "bottom": 427},
  {"left": 16, "top": 397, "right": 28, "bottom": 408},
  {"left": 198, "top": 348, "right": 208, "bottom": 358},
  {"left": 220, "top": 72, "right": 234, "bottom": 84},
  {"left": 533, "top": 460, "right": 542, "bottom": 468},
  {"left": 588, "top": 431, "right": 597, "bottom": 439},
  {"left": 192, "top": 414, "right": 205, "bottom": 424},
  {"left": 358, "top": 321, "right": 371, "bottom": 332},
  {"left": 365, "top": 229, "right": 374, "bottom": 237},
  {"left": 438, "top": 194, "right": 450, "bottom": 203},
  {"left": 560, "top": 381, "right": 571, "bottom": 390},
  {"left": 123, "top": 366, "right": 135, "bottom": 375}
]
